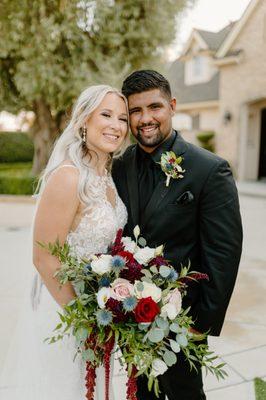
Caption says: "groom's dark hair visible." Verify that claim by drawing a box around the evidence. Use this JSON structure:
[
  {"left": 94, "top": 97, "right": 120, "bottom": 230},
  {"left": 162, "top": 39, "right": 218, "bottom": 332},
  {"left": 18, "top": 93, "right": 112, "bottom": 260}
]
[{"left": 122, "top": 70, "right": 172, "bottom": 100}]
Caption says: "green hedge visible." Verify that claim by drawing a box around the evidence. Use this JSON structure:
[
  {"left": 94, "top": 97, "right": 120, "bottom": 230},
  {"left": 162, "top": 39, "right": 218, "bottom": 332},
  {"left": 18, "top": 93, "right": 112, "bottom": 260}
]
[
  {"left": 0, "top": 162, "right": 37, "bottom": 195},
  {"left": 197, "top": 131, "right": 215, "bottom": 153},
  {"left": 254, "top": 378, "right": 266, "bottom": 400},
  {"left": 0, "top": 131, "right": 34, "bottom": 162}
]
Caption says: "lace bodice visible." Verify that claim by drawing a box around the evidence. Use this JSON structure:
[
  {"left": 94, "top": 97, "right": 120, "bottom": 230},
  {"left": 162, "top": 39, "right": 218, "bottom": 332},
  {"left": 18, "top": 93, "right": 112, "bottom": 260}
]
[{"left": 66, "top": 167, "right": 127, "bottom": 259}]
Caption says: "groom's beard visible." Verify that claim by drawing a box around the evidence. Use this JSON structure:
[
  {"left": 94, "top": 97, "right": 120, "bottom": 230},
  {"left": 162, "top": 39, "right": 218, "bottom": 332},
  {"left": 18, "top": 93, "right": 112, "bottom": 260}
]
[{"left": 135, "top": 124, "right": 165, "bottom": 148}]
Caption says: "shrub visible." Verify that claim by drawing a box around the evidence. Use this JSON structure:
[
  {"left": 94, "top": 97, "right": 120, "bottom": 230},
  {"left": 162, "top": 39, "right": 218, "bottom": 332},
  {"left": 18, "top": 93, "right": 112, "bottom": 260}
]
[
  {"left": 197, "top": 131, "right": 215, "bottom": 153},
  {"left": 0, "top": 175, "right": 37, "bottom": 194},
  {"left": 0, "top": 162, "right": 37, "bottom": 194},
  {"left": 0, "top": 131, "right": 34, "bottom": 162}
]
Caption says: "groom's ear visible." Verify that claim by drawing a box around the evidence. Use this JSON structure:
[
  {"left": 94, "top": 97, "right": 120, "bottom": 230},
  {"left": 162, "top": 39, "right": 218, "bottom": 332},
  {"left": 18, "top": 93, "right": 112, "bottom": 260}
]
[{"left": 170, "top": 98, "right": 176, "bottom": 115}]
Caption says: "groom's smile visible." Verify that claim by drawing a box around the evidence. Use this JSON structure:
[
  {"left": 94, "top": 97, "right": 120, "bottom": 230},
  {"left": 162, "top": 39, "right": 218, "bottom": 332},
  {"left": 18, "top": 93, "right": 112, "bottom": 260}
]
[{"left": 128, "top": 88, "right": 176, "bottom": 153}]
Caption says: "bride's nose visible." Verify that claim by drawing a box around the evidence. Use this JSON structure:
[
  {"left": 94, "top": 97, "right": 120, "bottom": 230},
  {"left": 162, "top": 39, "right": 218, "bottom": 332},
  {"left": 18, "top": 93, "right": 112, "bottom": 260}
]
[{"left": 109, "top": 117, "right": 121, "bottom": 131}]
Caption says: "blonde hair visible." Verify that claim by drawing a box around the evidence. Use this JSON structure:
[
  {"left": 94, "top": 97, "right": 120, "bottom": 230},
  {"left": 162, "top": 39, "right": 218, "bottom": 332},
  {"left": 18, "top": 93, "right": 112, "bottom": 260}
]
[{"left": 36, "top": 85, "right": 129, "bottom": 204}]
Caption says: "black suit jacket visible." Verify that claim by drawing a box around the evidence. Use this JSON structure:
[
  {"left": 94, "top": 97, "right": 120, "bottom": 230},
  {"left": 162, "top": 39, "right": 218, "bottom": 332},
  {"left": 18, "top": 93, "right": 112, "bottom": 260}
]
[{"left": 112, "top": 132, "right": 243, "bottom": 336}]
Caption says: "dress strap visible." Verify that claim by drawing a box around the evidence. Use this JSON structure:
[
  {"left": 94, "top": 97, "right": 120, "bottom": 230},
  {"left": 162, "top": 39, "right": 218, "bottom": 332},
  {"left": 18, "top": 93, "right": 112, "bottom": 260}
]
[{"left": 51, "top": 164, "right": 78, "bottom": 175}]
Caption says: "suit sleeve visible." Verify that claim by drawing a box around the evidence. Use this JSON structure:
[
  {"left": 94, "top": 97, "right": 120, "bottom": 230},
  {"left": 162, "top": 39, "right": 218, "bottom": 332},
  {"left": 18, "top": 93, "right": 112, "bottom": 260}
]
[{"left": 192, "top": 160, "right": 243, "bottom": 336}]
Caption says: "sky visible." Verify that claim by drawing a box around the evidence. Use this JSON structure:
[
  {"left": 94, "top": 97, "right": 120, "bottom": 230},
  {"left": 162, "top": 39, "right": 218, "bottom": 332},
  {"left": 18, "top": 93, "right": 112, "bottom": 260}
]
[{"left": 167, "top": 0, "right": 252, "bottom": 60}]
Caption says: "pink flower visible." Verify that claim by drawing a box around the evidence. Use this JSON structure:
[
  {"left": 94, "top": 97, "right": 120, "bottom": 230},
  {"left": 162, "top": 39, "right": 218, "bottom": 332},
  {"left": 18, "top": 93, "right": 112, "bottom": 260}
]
[{"left": 111, "top": 278, "right": 134, "bottom": 301}]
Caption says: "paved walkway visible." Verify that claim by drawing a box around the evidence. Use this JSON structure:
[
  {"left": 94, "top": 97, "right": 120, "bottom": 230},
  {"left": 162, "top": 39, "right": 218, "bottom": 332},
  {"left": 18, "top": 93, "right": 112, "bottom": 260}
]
[{"left": 0, "top": 193, "right": 266, "bottom": 399}]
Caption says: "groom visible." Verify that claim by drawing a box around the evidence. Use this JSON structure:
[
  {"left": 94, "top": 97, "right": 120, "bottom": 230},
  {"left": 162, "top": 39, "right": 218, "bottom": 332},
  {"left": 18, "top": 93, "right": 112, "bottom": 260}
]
[{"left": 112, "top": 70, "right": 243, "bottom": 400}]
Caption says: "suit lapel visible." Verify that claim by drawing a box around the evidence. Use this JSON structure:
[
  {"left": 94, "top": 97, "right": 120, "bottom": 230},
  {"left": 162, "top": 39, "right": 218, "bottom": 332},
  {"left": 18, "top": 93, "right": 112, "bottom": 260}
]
[
  {"left": 125, "top": 146, "right": 140, "bottom": 228},
  {"left": 141, "top": 133, "right": 188, "bottom": 228}
]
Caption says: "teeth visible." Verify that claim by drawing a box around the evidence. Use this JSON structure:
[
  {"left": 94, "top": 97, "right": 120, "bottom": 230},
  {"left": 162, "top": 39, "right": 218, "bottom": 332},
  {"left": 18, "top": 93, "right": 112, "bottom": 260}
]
[
  {"left": 141, "top": 126, "right": 157, "bottom": 132},
  {"left": 103, "top": 133, "right": 119, "bottom": 141}
]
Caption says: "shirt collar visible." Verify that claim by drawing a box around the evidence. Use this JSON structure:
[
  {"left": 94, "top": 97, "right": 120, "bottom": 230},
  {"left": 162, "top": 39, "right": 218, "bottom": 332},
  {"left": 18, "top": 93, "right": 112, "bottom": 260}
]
[{"left": 150, "top": 130, "right": 176, "bottom": 165}]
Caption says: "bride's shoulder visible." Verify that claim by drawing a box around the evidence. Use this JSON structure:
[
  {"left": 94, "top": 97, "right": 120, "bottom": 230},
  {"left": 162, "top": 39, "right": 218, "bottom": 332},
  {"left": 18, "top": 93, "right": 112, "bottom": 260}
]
[{"left": 46, "top": 161, "right": 79, "bottom": 190}]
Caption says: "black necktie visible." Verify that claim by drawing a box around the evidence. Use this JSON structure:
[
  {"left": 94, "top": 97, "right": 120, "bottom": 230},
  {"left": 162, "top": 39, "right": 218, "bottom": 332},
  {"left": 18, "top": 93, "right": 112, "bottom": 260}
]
[{"left": 138, "top": 154, "right": 154, "bottom": 218}]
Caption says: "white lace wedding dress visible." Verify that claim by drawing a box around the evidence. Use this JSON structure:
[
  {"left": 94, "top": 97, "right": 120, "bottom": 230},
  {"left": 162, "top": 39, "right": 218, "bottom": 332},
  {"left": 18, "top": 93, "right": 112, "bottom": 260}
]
[{"left": 0, "top": 165, "right": 128, "bottom": 400}]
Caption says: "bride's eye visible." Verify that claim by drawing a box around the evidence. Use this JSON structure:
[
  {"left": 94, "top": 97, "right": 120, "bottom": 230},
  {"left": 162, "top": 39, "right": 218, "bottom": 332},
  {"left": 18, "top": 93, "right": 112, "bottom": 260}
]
[
  {"left": 120, "top": 118, "right": 128, "bottom": 123},
  {"left": 102, "top": 113, "right": 110, "bottom": 118}
]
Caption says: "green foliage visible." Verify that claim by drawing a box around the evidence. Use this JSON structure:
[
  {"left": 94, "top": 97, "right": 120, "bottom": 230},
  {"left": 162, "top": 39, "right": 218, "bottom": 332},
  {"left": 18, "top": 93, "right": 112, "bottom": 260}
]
[
  {"left": 0, "top": 132, "right": 34, "bottom": 162},
  {"left": 254, "top": 378, "right": 266, "bottom": 400},
  {"left": 0, "top": 0, "right": 197, "bottom": 173},
  {"left": 0, "top": 162, "right": 37, "bottom": 194},
  {"left": 0, "top": 0, "right": 196, "bottom": 113},
  {"left": 197, "top": 131, "right": 215, "bottom": 153}
]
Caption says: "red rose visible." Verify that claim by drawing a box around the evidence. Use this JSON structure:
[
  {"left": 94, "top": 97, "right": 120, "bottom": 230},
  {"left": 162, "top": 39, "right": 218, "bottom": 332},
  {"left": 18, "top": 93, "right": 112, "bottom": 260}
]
[{"left": 134, "top": 297, "right": 160, "bottom": 323}]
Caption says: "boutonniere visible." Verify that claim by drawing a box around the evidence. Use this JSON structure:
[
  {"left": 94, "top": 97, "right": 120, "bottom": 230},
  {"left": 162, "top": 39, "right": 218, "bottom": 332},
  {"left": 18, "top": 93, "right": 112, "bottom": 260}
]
[{"left": 159, "top": 151, "right": 185, "bottom": 187}]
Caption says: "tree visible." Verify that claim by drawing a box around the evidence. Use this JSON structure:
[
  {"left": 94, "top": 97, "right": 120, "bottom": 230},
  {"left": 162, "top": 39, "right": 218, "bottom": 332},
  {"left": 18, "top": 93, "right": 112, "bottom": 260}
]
[{"left": 0, "top": 0, "right": 196, "bottom": 174}]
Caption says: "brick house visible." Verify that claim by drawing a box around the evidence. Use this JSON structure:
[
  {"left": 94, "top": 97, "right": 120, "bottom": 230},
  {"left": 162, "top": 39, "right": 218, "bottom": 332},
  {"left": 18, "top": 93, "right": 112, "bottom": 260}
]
[{"left": 168, "top": 0, "right": 266, "bottom": 181}]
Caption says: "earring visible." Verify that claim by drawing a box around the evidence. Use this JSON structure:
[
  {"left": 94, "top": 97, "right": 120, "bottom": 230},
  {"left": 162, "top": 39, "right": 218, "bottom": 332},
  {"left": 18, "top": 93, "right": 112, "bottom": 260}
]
[{"left": 82, "top": 126, "right": 87, "bottom": 143}]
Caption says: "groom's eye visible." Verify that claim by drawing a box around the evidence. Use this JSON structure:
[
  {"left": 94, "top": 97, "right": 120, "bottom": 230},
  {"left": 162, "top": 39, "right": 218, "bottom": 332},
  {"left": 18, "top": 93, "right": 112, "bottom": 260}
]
[{"left": 129, "top": 108, "right": 140, "bottom": 115}]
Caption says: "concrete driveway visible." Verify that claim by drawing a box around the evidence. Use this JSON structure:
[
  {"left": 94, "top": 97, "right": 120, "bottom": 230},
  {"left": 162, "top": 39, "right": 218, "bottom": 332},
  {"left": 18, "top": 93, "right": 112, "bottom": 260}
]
[{"left": 0, "top": 193, "right": 265, "bottom": 399}]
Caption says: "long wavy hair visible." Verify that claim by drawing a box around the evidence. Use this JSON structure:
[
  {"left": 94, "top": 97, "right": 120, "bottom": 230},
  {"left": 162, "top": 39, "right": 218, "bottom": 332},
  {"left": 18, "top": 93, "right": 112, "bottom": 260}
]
[{"left": 36, "top": 85, "right": 129, "bottom": 204}]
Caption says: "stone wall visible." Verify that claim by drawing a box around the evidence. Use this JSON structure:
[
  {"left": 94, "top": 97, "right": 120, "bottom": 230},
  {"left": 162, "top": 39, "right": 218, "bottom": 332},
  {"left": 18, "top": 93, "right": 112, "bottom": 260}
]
[{"left": 218, "top": 0, "right": 266, "bottom": 178}]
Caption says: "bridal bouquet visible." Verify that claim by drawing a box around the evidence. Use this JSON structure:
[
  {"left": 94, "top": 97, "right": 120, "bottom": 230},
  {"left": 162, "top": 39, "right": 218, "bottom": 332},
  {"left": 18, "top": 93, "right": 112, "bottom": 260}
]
[{"left": 42, "top": 227, "right": 226, "bottom": 400}]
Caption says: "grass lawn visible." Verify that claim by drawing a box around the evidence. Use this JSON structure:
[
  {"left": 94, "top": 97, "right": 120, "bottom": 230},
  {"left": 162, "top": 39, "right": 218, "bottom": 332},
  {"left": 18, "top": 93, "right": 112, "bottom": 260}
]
[{"left": 254, "top": 378, "right": 266, "bottom": 400}]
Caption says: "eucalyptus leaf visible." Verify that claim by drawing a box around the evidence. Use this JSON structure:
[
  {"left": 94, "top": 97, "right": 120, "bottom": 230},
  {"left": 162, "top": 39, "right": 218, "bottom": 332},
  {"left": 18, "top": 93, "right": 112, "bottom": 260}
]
[
  {"left": 142, "top": 269, "right": 152, "bottom": 278},
  {"left": 136, "top": 282, "right": 144, "bottom": 292},
  {"left": 138, "top": 323, "right": 151, "bottom": 331},
  {"left": 141, "top": 276, "right": 153, "bottom": 283},
  {"left": 155, "top": 317, "right": 169, "bottom": 330},
  {"left": 150, "top": 265, "right": 158, "bottom": 274},
  {"left": 159, "top": 265, "right": 171, "bottom": 278},
  {"left": 169, "top": 339, "right": 181, "bottom": 353},
  {"left": 138, "top": 237, "right": 147, "bottom": 247},
  {"left": 82, "top": 348, "right": 95, "bottom": 362},
  {"left": 74, "top": 280, "right": 85, "bottom": 295},
  {"left": 169, "top": 323, "right": 180, "bottom": 333},
  {"left": 163, "top": 350, "right": 177, "bottom": 366},
  {"left": 176, "top": 333, "right": 188, "bottom": 347},
  {"left": 147, "top": 328, "right": 165, "bottom": 343},
  {"left": 75, "top": 327, "right": 89, "bottom": 341}
]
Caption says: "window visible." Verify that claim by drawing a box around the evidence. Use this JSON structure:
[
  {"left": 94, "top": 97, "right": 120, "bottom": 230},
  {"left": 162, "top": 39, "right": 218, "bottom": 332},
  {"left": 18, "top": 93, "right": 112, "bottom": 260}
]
[
  {"left": 184, "top": 55, "right": 208, "bottom": 85},
  {"left": 192, "top": 114, "right": 200, "bottom": 130},
  {"left": 193, "top": 56, "right": 204, "bottom": 77}
]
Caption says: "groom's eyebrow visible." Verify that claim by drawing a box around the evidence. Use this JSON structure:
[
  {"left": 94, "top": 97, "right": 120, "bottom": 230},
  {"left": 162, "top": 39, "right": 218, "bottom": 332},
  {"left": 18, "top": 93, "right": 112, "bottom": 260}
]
[{"left": 129, "top": 102, "right": 163, "bottom": 114}]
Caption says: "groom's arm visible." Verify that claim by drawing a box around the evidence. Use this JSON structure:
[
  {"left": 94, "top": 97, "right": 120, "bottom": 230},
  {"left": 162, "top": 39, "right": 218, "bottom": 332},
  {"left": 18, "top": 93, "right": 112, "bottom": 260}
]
[{"left": 192, "top": 159, "right": 243, "bottom": 336}]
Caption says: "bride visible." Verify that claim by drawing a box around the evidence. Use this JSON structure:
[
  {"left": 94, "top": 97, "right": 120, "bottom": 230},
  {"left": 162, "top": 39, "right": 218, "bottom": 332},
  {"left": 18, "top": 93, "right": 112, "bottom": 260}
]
[{"left": 1, "top": 85, "right": 129, "bottom": 399}]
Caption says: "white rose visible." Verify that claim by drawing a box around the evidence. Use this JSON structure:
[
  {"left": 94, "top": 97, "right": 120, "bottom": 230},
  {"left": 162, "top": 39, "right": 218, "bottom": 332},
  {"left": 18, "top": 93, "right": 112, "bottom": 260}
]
[
  {"left": 122, "top": 237, "right": 137, "bottom": 253},
  {"left": 151, "top": 359, "right": 168, "bottom": 377},
  {"left": 164, "top": 288, "right": 182, "bottom": 314},
  {"left": 97, "top": 287, "right": 112, "bottom": 309},
  {"left": 134, "top": 247, "right": 155, "bottom": 265},
  {"left": 91, "top": 255, "right": 112, "bottom": 275},
  {"left": 160, "top": 303, "right": 179, "bottom": 320},
  {"left": 134, "top": 281, "right": 162, "bottom": 303}
]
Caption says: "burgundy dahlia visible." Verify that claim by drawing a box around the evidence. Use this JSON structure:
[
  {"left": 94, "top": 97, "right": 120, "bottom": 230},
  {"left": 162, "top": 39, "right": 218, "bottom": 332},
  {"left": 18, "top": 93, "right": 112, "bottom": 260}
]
[
  {"left": 106, "top": 298, "right": 129, "bottom": 323},
  {"left": 120, "top": 262, "right": 143, "bottom": 283}
]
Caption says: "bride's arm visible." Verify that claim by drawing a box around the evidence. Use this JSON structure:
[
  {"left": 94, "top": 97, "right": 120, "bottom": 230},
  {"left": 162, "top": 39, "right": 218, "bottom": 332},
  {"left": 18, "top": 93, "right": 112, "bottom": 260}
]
[{"left": 33, "top": 167, "right": 80, "bottom": 307}]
